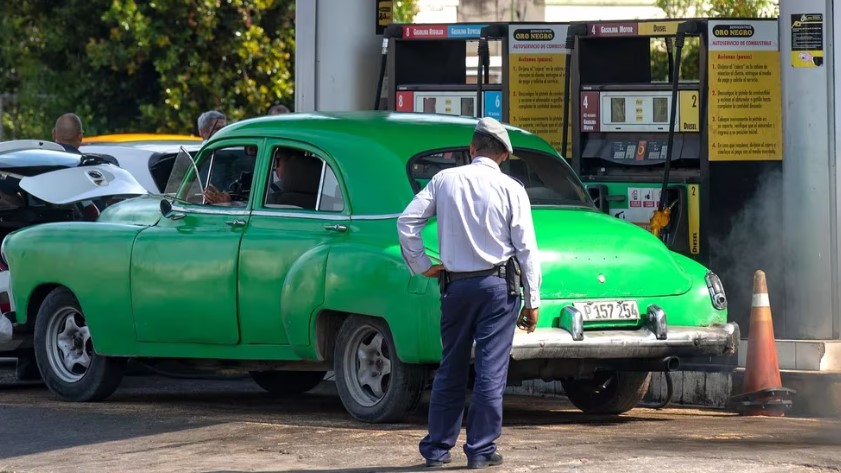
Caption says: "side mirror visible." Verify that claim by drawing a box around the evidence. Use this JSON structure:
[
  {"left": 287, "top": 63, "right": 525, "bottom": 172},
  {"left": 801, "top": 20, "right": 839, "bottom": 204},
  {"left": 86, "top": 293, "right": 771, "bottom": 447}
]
[{"left": 160, "top": 199, "right": 185, "bottom": 220}]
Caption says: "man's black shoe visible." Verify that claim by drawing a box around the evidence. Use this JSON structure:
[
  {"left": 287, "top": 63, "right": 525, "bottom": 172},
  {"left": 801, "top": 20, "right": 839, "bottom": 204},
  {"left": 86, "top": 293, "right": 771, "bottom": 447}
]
[
  {"left": 467, "top": 452, "right": 503, "bottom": 469},
  {"left": 424, "top": 452, "right": 452, "bottom": 468}
]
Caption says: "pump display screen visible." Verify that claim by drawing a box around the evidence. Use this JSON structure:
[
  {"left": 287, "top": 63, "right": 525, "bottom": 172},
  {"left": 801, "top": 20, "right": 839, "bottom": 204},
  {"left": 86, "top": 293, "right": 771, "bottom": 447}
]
[
  {"left": 611, "top": 97, "right": 626, "bottom": 122},
  {"left": 598, "top": 90, "right": 684, "bottom": 132},
  {"left": 653, "top": 97, "right": 668, "bottom": 123}
]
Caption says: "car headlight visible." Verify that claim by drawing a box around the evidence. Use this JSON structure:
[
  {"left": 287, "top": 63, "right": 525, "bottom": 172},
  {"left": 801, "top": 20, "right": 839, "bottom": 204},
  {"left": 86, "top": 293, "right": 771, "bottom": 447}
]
[{"left": 705, "top": 271, "right": 727, "bottom": 310}]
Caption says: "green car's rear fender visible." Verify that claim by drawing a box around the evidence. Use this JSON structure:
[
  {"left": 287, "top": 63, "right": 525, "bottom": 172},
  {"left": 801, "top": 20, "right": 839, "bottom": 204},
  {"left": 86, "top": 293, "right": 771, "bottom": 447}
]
[{"left": 314, "top": 218, "right": 442, "bottom": 364}]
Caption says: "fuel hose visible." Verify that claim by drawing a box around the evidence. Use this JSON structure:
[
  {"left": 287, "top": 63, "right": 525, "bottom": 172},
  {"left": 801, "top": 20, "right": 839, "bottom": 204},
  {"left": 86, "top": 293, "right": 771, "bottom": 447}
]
[
  {"left": 560, "top": 24, "right": 586, "bottom": 160},
  {"left": 374, "top": 25, "right": 402, "bottom": 111},
  {"left": 653, "top": 21, "right": 704, "bottom": 240},
  {"left": 477, "top": 37, "right": 489, "bottom": 117}
]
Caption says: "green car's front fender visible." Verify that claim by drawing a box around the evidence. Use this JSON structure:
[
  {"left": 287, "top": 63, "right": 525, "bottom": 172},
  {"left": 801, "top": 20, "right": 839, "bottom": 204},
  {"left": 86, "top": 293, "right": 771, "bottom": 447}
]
[{"left": 4, "top": 222, "right": 142, "bottom": 354}]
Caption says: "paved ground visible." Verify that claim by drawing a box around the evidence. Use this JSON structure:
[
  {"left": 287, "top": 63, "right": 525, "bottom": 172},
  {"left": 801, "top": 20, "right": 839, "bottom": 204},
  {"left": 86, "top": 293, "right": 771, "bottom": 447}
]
[{"left": 0, "top": 367, "right": 839, "bottom": 473}]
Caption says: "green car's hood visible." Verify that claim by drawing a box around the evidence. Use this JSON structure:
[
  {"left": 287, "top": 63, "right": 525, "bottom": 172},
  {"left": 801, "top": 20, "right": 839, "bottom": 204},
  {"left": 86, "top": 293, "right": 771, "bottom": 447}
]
[{"left": 421, "top": 208, "right": 693, "bottom": 299}]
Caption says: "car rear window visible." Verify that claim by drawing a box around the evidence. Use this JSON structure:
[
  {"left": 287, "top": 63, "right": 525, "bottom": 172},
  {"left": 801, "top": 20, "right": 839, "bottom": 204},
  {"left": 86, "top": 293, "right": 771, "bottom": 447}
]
[{"left": 408, "top": 148, "right": 593, "bottom": 207}]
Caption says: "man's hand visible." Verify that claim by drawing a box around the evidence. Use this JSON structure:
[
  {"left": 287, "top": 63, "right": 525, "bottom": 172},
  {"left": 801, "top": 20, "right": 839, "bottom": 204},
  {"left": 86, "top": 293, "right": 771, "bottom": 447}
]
[
  {"left": 203, "top": 184, "right": 231, "bottom": 204},
  {"left": 517, "top": 307, "right": 539, "bottom": 333},
  {"left": 423, "top": 264, "right": 445, "bottom": 278}
]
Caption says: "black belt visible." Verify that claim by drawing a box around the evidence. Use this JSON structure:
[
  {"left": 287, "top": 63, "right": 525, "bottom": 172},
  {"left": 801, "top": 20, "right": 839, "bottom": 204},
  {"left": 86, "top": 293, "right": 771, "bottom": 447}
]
[{"left": 446, "top": 265, "right": 506, "bottom": 282}]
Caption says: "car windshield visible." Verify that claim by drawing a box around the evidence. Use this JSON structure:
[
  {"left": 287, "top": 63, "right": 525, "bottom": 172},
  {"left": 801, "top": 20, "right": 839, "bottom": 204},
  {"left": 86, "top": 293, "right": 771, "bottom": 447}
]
[{"left": 408, "top": 148, "right": 594, "bottom": 208}]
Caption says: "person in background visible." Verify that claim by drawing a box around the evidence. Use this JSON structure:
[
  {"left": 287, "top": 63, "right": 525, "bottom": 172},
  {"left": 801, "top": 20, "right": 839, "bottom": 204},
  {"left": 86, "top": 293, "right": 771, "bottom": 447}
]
[
  {"left": 197, "top": 110, "right": 227, "bottom": 141},
  {"left": 51, "top": 113, "right": 84, "bottom": 153},
  {"left": 268, "top": 104, "right": 290, "bottom": 115},
  {"left": 50, "top": 113, "right": 101, "bottom": 218},
  {"left": 397, "top": 117, "right": 541, "bottom": 470}
]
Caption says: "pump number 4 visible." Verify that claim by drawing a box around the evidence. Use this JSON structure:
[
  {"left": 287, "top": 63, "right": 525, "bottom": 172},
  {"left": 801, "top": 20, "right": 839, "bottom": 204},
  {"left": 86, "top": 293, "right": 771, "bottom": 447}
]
[{"left": 574, "top": 300, "right": 640, "bottom": 321}]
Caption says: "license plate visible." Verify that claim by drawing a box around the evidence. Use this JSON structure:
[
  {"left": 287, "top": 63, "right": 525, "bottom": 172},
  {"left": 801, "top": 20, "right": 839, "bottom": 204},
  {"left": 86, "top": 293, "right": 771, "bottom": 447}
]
[{"left": 573, "top": 300, "right": 640, "bottom": 321}]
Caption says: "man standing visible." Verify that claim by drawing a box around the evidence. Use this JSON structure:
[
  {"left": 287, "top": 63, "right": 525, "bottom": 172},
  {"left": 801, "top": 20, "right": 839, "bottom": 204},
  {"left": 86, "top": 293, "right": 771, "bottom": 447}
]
[
  {"left": 397, "top": 117, "right": 541, "bottom": 470},
  {"left": 268, "top": 104, "right": 290, "bottom": 115},
  {"left": 197, "top": 110, "right": 227, "bottom": 141},
  {"left": 51, "top": 113, "right": 84, "bottom": 153}
]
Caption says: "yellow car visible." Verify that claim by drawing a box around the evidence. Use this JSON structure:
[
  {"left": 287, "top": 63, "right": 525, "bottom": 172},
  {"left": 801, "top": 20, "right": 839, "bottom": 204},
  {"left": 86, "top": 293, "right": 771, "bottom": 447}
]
[{"left": 83, "top": 133, "right": 201, "bottom": 145}]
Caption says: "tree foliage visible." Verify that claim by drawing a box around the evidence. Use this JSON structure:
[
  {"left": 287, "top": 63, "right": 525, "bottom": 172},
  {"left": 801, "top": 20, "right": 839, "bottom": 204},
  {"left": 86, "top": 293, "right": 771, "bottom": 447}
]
[
  {"left": 706, "top": 0, "right": 778, "bottom": 17},
  {"left": 0, "top": 0, "right": 294, "bottom": 140},
  {"left": 393, "top": 0, "right": 419, "bottom": 23}
]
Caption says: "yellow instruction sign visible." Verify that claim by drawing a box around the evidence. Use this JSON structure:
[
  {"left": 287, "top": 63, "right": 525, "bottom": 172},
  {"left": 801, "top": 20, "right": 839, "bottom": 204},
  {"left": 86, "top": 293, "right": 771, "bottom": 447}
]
[
  {"left": 707, "top": 20, "right": 782, "bottom": 161},
  {"left": 508, "top": 24, "right": 570, "bottom": 157}
]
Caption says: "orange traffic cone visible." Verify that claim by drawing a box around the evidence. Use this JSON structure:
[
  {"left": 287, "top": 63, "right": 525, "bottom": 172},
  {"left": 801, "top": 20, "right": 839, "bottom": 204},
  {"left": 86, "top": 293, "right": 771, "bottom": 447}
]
[{"left": 729, "top": 270, "right": 795, "bottom": 416}]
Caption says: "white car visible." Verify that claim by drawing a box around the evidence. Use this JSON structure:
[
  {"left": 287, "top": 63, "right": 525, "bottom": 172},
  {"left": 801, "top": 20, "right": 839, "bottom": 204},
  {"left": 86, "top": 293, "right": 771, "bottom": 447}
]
[
  {"left": 0, "top": 139, "right": 164, "bottom": 378},
  {"left": 80, "top": 142, "right": 202, "bottom": 194}
]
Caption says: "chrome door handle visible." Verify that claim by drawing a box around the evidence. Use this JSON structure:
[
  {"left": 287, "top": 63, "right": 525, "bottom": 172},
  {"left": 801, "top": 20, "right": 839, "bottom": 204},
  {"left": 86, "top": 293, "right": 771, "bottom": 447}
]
[
  {"left": 226, "top": 218, "right": 246, "bottom": 227},
  {"left": 324, "top": 224, "right": 348, "bottom": 233}
]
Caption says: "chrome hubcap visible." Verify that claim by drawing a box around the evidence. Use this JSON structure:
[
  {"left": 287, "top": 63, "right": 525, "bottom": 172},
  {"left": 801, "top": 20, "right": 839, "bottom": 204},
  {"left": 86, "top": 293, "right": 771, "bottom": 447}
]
[
  {"left": 46, "top": 307, "right": 92, "bottom": 383},
  {"left": 344, "top": 326, "right": 392, "bottom": 407}
]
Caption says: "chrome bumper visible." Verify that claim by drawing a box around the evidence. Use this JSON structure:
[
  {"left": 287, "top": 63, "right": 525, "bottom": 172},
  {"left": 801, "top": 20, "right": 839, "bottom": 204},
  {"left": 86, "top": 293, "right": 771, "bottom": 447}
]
[{"left": 510, "top": 322, "right": 740, "bottom": 360}]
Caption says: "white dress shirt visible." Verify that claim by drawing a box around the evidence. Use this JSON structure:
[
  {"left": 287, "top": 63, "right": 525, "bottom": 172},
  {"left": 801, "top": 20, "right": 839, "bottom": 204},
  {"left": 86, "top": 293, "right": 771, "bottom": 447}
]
[{"left": 397, "top": 156, "right": 542, "bottom": 308}]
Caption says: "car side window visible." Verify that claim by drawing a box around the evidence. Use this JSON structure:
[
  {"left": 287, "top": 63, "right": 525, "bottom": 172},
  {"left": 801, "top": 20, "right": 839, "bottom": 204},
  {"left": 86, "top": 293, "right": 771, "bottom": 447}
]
[
  {"left": 179, "top": 145, "right": 258, "bottom": 207},
  {"left": 318, "top": 165, "right": 343, "bottom": 212},
  {"left": 264, "top": 146, "right": 344, "bottom": 212}
]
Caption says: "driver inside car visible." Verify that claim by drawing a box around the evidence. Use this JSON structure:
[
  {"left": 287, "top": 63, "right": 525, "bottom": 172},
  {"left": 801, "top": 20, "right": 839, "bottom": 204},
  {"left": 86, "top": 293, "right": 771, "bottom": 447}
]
[
  {"left": 201, "top": 147, "right": 257, "bottom": 206},
  {"left": 202, "top": 173, "right": 251, "bottom": 206}
]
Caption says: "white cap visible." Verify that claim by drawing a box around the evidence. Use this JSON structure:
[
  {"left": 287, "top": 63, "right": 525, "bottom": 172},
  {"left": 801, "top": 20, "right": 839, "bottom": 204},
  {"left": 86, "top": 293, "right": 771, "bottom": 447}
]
[{"left": 475, "top": 117, "right": 512, "bottom": 154}]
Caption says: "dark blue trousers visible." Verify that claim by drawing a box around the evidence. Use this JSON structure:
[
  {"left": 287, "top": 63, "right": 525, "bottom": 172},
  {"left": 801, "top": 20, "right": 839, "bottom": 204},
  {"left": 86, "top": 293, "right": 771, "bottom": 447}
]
[{"left": 419, "top": 275, "right": 520, "bottom": 462}]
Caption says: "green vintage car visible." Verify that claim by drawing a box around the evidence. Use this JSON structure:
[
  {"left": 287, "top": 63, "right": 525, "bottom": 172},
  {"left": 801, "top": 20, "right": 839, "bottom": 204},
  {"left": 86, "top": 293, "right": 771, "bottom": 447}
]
[{"left": 1, "top": 112, "right": 737, "bottom": 422}]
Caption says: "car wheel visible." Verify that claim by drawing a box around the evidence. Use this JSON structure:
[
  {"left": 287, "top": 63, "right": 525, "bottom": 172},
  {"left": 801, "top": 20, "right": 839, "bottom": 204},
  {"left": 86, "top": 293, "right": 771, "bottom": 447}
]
[
  {"left": 34, "top": 287, "right": 125, "bottom": 401},
  {"left": 561, "top": 371, "right": 651, "bottom": 415},
  {"left": 250, "top": 370, "right": 326, "bottom": 395},
  {"left": 334, "top": 315, "right": 426, "bottom": 423}
]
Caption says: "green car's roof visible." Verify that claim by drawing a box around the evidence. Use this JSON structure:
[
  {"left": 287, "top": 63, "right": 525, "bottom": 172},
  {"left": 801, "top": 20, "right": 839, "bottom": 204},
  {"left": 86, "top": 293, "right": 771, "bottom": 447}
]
[
  {"left": 207, "top": 111, "right": 564, "bottom": 215},
  {"left": 209, "top": 111, "right": 559, "bottom": 161}
]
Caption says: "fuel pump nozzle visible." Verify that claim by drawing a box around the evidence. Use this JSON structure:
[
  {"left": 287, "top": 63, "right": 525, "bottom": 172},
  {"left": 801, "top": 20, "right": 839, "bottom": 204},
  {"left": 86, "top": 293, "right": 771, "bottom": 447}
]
[{"left": 650, "top": 20, "right": 705, "bottom": 241}]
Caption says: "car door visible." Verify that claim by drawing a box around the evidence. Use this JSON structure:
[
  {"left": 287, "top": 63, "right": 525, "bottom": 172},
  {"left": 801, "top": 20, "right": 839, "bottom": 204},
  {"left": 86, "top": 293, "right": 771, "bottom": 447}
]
[
  {"left": 130, "top": 141, "right": 260, "bottom": 345},
  {"left": 237, "top": 141, "right": 350, "bottom": 346}
]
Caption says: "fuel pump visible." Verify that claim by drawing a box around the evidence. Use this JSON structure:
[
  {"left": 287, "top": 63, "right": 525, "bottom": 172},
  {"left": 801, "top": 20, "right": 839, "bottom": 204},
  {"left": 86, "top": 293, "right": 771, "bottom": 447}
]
[
  {"left": 567, "top": 18, "right": 782, "bottom": 336},
  {"left": 377, "top": 22, "right": 505, "bottom": 120},
  {"left": 567, "top": 19, "right": 702, "bottom": 256},
  {"left": 567, "top": 18, "right": 782, "bottom": 271}
]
